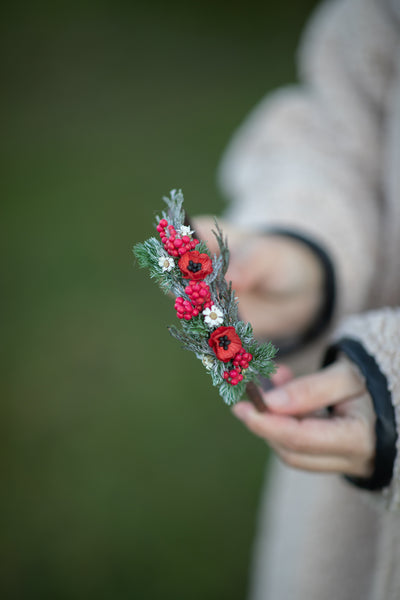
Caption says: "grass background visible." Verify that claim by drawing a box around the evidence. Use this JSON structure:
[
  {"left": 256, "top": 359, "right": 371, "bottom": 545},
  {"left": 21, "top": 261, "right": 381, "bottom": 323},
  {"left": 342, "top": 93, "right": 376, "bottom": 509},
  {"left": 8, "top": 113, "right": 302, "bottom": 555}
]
[{"left": 1, "top": 1, "right": 317, "bottom": 598}]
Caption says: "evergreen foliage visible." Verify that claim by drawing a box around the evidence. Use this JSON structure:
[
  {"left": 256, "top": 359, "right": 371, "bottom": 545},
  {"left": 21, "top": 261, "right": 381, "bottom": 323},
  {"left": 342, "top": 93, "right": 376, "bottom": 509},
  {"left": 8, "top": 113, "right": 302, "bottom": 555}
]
[{"left": 134, "top": 190, "right": 276, "bottom": 405}]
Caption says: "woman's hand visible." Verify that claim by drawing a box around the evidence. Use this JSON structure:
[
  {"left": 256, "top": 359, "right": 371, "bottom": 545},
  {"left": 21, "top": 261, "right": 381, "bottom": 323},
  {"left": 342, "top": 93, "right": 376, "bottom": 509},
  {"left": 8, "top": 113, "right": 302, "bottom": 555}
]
[
  {"left": 232, "top": 360, "right": 376, "bottom": 478},
  {"left": 192, "top": 216, "right": 324, "bottom": 339}
]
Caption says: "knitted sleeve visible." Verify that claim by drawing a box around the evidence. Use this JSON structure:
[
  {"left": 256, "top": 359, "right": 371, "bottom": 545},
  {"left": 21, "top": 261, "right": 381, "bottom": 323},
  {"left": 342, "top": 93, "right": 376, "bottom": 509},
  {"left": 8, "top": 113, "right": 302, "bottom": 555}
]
[
  {"left": 218, "top": 0, "right": 397, "bottom": 320},
  {"left": 328, "top": 308, "right": 400, "bottom": 511}
]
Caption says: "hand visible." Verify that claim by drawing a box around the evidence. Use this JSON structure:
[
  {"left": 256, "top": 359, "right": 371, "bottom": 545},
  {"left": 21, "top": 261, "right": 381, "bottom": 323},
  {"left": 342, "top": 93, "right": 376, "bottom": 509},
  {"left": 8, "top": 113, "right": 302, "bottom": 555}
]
[
  {"left": 232, "top": 360, "right": 376, "bottom": 478},
  {"left": 192, "top": 216, "right": 324, "bottom": 339}
]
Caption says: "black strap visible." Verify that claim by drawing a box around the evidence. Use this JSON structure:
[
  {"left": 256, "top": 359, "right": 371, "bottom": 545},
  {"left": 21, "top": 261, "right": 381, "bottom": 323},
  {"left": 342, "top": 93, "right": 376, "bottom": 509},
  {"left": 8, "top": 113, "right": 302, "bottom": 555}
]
[{"left": 324, "top": 338, "right": 397, "bottom": 490}]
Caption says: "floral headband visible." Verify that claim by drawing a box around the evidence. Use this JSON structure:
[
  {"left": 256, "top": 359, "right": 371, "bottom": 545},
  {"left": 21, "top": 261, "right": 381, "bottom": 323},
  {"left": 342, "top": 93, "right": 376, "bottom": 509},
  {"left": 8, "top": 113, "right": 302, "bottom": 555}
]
[{"left": 133, "top": 190, "right": 276, "bottom": 408}]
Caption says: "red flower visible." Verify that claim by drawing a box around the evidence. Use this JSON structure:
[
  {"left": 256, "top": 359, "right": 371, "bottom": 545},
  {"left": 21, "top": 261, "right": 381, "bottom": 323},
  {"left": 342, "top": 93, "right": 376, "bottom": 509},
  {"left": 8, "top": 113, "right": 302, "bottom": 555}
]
[
  {"left": 208, "top": 326, "right": 242, "bottom": 362},
  {"left": 178, "top": 250, "right": 213, "bottom": 280}
]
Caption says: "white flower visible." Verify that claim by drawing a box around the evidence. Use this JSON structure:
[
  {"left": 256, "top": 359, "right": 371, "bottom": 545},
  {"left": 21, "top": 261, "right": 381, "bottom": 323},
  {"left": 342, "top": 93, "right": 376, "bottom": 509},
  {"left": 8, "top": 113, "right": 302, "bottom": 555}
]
[
  {"left": 201, "top": 355, "right": 215, "bottom": 370},
  {"left": 203, "top": 305, "right": 224, "bottom": 328},
  {"left": 158, "top": 255, "right": 175, "bottom": 272},
  {"left": 179, "top": 225, "right": 194, "bottom": 236}
]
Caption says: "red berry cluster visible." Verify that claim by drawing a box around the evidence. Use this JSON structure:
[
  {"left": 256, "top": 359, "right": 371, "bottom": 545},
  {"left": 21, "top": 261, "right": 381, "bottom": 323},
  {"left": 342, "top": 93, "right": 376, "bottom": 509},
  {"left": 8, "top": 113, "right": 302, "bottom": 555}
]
[
  {"left": 223, "top": 347, "right": 253, "bottom": 386},
  {"left": 174, "top": 297, "right": 199, "bottom": 320},
  {"left": 232, "top": 347, "right": 253, "bottom": 369},
  {"left": 223, "top": 369, "right": 244, "bottom": 386},
  {"left": 175, "top": 282, "right": 212, "bottom": 321},
  {"left": 185, "top": 281, "right": 212, "bottom": 311},
  {"left": 156, "top": 219, "right": 199, "bottom": 258}
]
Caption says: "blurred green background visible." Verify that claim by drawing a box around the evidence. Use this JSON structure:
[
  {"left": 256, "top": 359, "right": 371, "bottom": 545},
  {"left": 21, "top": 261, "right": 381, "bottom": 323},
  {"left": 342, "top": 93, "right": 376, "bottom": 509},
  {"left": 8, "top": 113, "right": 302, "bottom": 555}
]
[{"left": 1, "top": 1, "right": 317, "bottom": 598}]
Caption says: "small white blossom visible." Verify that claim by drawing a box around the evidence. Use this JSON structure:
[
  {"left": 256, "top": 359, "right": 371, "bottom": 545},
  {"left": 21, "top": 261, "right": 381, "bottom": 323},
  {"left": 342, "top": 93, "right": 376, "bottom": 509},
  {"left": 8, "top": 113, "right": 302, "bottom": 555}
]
[
  {"left": 179, "top": 225, "right": 194, "bottom": 237},
  {"left": 203, "top": 305, "right": 224, "bottom": 328},
  {"left": 158, "top": 255, "right": 175, "bottom": 272},
  {"left": 201, "top": 355, "right": 215, "bottom": 370}
]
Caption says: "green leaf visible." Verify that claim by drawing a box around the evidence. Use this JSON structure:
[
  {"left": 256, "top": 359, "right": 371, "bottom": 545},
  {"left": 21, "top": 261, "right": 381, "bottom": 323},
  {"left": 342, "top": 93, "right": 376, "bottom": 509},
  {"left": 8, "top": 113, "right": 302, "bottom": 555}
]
[{"left": 181, "top": 315, "right": 210, "bottom": 338}]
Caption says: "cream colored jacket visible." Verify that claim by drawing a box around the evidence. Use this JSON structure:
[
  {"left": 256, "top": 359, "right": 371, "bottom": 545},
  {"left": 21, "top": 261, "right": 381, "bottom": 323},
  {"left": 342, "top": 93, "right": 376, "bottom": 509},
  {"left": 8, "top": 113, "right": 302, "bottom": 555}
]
[{"left": 218, "top": 0, "right": 400, "bottom": 598}]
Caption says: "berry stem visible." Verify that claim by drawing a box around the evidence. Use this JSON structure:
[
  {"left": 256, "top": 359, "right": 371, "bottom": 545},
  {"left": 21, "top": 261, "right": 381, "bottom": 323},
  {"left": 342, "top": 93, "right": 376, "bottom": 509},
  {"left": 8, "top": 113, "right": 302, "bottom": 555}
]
[{"left": 245, "top": 381, "right": 267, "bottom": 413}]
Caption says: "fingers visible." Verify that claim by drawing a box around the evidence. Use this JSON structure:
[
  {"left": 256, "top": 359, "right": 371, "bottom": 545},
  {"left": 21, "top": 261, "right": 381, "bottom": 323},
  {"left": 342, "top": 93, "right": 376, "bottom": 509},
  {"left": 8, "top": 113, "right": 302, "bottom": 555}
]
[
  {"left": 191, "top": 216, "right": 247, "bottom": 256},
  {"left": 228, "top": 235, "right": 323, "bottom": 295},
  {"left": 271, "top": 363, "right": 293, "bottom": 387},
  {"left": 262, "top": 361, "right": 365, "bottom": 415},
  {"left": 232, "top": 402, "right": 367, "bottom": 456},
  {"left": 191, "top": 224, "right": 323, "bottom": 339},
  {"left": 232, "top": 397, "right": 375, "bottom": 477},
  {"left": 237, "top": 289, "right": 322, "bottom": 338},
  {"left": 227, "top": 237, "right": 284, "bottom": 291},
  {"left": 269, "top": 445, "right": 372, "bottom": 477},
  {"left": 226, "top": 241, "right": 268, "bottom": 290},
  {"left": 190, "top": 215, "right": 221, "bottom": 254},
  {"left": 269, "top": 443, "right": 354, "bottom": 474}
]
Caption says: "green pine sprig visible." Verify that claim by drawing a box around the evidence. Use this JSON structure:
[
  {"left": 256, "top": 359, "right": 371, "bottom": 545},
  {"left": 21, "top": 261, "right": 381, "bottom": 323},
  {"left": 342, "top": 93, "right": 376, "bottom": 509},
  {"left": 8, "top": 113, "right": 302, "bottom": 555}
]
[{"left": 134, "top": 190, "right": 277, "bottom": 406}]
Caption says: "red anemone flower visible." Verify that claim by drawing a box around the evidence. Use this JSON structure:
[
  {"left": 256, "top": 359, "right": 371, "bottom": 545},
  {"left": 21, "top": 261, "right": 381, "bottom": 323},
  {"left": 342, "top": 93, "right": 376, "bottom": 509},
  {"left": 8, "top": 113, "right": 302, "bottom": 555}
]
[
  {"left": 178, "top": 250, "right": 213, "bottom": 280},
  {"left": 208, "top": 326, "right": 242, "bottom": 362}
]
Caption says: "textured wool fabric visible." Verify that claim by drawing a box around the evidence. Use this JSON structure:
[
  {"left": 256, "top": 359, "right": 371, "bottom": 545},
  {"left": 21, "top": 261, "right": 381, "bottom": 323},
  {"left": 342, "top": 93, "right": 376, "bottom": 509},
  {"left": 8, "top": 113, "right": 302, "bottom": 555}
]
[
  {"left": 217, "top": 0, "right": 400, "bottom": 598},
  {"left": 333, "top": 309, "right": 400, "bottom": 510},
  {"left": 219, "top": 0, "right": 399, "bottom": 318}
]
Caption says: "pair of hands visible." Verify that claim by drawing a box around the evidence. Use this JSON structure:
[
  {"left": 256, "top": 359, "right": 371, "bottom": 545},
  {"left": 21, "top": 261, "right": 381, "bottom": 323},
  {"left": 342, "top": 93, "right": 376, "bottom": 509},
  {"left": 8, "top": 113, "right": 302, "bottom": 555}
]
[{"left": 193, "top": 216, "right": 376, "bottom": 478}]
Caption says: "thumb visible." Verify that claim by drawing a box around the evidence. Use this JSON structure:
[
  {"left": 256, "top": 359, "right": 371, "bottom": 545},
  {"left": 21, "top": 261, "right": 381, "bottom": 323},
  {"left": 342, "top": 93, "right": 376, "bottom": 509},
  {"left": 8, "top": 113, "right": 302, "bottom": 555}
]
[{"left": 263, "top": 361, "right": 365, "bottom": 415}]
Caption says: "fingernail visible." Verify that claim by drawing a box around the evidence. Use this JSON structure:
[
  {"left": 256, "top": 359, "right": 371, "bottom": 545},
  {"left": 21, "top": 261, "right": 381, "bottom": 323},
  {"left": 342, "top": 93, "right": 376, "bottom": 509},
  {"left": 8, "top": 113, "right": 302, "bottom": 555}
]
[{"left": 264, "top": 389, "right": 289, "bottom": 408}]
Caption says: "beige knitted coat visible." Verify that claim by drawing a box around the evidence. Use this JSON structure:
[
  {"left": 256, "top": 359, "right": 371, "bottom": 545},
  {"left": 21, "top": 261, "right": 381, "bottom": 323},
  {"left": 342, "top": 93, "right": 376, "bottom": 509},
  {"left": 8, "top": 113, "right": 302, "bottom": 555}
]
[{"left": 218, "top": 0, "right": 400, "bottom": 598}]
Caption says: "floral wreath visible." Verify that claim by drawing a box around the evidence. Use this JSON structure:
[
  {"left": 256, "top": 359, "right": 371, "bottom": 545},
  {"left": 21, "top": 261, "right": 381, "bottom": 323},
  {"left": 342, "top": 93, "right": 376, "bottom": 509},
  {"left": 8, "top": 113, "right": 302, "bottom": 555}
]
[{"left": 133, "top": 190, "right": 276, "bottom": 407}]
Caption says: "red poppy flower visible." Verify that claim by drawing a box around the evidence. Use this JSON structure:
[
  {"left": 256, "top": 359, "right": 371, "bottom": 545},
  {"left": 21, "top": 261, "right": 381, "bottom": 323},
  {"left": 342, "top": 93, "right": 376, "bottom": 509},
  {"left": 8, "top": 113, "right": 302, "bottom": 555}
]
[
  {"left": 178, "top": 250, "right": 213, "bottom": 280},
  {"left": 208, "top": 326, "right": 242, "bottom": 362}
]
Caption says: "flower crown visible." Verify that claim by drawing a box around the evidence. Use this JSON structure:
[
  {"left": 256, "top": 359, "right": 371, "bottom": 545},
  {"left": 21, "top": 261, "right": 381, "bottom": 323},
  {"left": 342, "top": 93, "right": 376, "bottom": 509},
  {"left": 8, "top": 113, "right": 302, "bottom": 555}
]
[{"left": 133, "top": 190, "right": 276, "bottom": 406}]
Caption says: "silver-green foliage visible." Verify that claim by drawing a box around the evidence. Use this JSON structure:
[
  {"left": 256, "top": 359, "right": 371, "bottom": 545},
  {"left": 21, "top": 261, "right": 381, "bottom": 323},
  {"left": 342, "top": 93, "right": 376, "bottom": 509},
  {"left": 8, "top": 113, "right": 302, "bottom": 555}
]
[{"left": 133, "top": 190, "right": 276, "bottom": 405}]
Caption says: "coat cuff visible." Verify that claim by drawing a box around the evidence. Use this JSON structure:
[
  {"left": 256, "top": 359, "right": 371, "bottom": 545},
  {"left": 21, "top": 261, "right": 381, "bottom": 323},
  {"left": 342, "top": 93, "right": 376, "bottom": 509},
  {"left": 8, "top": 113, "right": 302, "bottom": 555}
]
[
  {"left": 324, "top": 338, "right": 397, "bottom": 491},
  {"left": 267, "top": 229, "right": 336, "bottom": 355}
]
